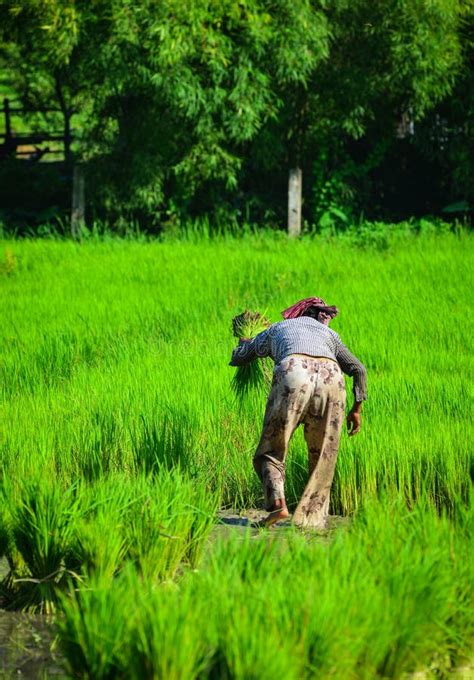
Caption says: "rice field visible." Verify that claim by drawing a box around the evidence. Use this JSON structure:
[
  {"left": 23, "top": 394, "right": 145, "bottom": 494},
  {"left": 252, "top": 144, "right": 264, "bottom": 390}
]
[{"left": 0, "top": 225, "right": 473, "bottom": 678}]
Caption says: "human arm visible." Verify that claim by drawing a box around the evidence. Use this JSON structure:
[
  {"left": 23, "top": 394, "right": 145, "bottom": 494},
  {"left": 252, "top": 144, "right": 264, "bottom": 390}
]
[
  {"left": 229, "top": 327, "right": 272, "bottom": 366},
  {"left": 346, "top": 400, "right": 362, "bottom": 436},
  {"left": 334, "top": 339, "right": 367, "bottom": 436}
]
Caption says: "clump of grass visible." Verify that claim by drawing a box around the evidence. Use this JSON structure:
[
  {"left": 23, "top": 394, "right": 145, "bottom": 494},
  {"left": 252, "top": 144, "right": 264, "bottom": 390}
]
[
  {"left": 2, "top": 478, "right": 81, "bottom": 613},
  {"left": 1, "top": 471, "right": 218, "bottom": 611},
  {"left": 59, "top": 566, "right": 211, "bottom": 680},
  {"left": 58, "top": 569, "right": 131, "bottom": 679},
  {"left": 231, "top": 310, "right": 272, "bottom": 397},
  {"left": 0, "top": 247, "right": 17, "bottom": 276}
]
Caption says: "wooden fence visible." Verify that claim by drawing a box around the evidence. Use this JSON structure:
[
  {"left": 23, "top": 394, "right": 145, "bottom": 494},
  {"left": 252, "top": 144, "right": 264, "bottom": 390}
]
[{"left": 0, "top": 98, "right": 83, "bottom": 233}]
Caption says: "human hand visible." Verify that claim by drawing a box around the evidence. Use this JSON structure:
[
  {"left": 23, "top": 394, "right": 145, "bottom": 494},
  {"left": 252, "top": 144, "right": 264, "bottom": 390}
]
[{"left": 347, "top": 408, "right": 362, "bottom": 436}]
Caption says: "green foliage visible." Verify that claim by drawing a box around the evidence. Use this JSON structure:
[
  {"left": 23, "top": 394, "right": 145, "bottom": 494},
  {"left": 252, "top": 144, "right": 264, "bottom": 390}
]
[{"left": 0, "top": 1, "right": 469, "bottom": 225}]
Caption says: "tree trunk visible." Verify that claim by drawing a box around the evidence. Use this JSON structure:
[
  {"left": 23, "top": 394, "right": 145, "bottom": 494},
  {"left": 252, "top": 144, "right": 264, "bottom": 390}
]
[
  {"left": 71, "top": 164, "right": 85, "bottom": 238},
  {"left": 64, "top": 111, "right": 72, "bottom": 165},
  {"left": 4, "top": 98, "right": 11, "bottom": 139},
  {"left": 287, "top": 167, "right": 302, "bottom": 237}
]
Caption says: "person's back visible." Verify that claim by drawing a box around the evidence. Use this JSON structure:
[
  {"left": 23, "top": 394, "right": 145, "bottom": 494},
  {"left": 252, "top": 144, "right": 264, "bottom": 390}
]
[
  {"left": 231, "top": 314, "right": 366, "bottom": 402},
  {"left": 258, "top": 317, "right": 340, "bottom": 364}
]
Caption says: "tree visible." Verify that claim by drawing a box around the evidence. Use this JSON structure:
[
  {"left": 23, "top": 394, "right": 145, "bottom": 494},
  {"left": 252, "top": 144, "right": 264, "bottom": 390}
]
[
  {"left": 0, "top": 0, "right": 468, "bottom": 230},
  {"left": 246, "top": 0, "right": 465, "bottom": 230},
  {"left": 0, "top": 0, "right": 331, "bottom": 227},
  {"left": 0, "top": 1, "right": 90, "bottom": 164}
]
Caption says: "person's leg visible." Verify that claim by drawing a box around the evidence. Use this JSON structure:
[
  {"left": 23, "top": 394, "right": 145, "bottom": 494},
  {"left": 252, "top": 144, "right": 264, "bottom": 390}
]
[
  {"left": 253, "top": 356, "right": 311, "bottom": 525},
  {"left": 293, "top": 360, "right": 346, "bottom": 529}
]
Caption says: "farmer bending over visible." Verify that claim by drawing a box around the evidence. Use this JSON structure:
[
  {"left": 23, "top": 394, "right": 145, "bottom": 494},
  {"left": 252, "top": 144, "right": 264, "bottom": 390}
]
[{"left": 230, "top": 297, "right": 367, "bottom": 528}]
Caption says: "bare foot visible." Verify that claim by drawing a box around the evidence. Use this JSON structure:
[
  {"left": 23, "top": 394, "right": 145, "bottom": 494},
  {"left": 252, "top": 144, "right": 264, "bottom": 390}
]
[
  {"left": 263, "top": 506, "right": 290, "bottom": 527},
  {"left": 252, "top": 504, "right": 290, "bottom": 529}
]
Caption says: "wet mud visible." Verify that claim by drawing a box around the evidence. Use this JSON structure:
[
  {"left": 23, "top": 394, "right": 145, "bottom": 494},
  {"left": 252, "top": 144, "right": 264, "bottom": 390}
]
[{"left": 0, "top": 609, "right": 63, "bottom": 679}]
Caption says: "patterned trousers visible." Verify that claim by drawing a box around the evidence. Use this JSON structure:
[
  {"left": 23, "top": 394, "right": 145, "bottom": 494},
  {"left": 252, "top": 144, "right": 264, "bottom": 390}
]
[{"left": 253, "top": 355, "right": 346, "bottom": 528}]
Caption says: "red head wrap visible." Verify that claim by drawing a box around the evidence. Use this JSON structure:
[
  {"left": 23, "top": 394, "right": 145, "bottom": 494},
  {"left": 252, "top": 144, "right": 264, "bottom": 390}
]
[{"left": 281, "top": 297, "right": 338, "bottom": 325}]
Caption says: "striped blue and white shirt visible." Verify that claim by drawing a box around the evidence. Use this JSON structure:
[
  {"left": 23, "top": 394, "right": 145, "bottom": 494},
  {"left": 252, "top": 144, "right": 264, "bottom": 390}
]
[{"left": 230, "top": 317, "right": 367, "bottom": 401}]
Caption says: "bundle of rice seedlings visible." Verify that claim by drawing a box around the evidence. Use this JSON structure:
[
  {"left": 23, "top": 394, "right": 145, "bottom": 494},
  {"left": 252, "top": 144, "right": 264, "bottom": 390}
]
[{"left": 231, "top": 310, "right": 272, "bottom": 398}]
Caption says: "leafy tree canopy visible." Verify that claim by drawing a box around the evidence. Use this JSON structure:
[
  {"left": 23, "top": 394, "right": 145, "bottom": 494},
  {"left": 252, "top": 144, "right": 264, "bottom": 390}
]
[{"left": 0, "top": 0, "right": 469, "bottom": 226}]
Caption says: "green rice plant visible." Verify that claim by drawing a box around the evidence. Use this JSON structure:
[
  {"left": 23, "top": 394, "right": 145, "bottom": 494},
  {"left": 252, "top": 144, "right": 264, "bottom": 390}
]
[
  {"left": 65, "top": 478, "right": 133, "bottom": 580},
  {"left": 58, "top": 568, "right": 210, "bottom": 680},
  {"left": 1, "top": 229, "right": 473, "bottom": 674},
  {"left": 0, "top": 488, "right": 18, "bottom": 602},
  {"left": 128, "top": 576, "right": 210, "bottom": 680},
  {"left": 200, "top": 535, "right": 305, "bottom": 680},
  {"left": 74, "top": 411, "right": 124, "bottom": 481},
  {"left": 231, "top": 310, "right": 272, "bottom": 398},
  {"left": 58, "top": 568, "right": 132, "bottom": 679},
  {"left": 56, "top": 494, "right": 473, "bottom": 679},
  {"left": 0, "top": 489, "right": 11, "bottom": 559},
  {"left": 124, "top": 471, "right": 218, "bottom": 580},
  {"left": 130, "top": 410, "right": 195, "bottom": 476},
  {"left": 4, "top": 478, "right": 81, "bottom": 613},
  {"left": 65, "top": 472, "right": 218, "bottom": 583}
]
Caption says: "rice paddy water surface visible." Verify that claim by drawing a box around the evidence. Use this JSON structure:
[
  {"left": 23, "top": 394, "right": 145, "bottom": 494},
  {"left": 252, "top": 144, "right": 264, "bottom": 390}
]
[{"left": 0, "top": 226, "right": 472, "bottom": 678}]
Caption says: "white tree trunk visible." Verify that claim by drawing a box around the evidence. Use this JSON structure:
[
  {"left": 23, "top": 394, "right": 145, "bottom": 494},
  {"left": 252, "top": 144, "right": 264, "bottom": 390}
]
[
  {"left": 288, "top": 167, "right": 302, "bottom": 237},
  {"left": 71, "top": 164, "right": 85, "bottom": 238}
]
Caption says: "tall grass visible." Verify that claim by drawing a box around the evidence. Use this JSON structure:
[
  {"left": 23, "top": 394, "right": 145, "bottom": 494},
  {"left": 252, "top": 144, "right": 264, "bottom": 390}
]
[
  {"left": 1, "top": 229, "right": 471, "bottom": 510},
  {"left": 57, "top": 495, "right": 473, "bottom": 679},
  {"left": 0, "top": 226, "right": 472, "bottom": 674},
  {"left": 1, "top": 471, "right": 218, "bottom": 610}
]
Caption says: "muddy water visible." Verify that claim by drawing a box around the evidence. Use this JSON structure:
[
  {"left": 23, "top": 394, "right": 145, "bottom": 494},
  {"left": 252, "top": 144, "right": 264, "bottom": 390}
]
[
  {"left": 0, "top": 610, "right": 63, "bottom": 679},
  {"left": 214, "top": 508, "right": 350, "bottom": 538},
  {"left": 0, "top": 553, "right": 60, "bottom": 679}
]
